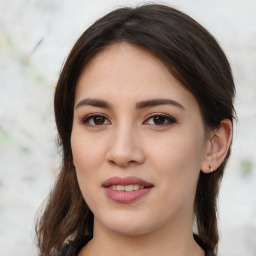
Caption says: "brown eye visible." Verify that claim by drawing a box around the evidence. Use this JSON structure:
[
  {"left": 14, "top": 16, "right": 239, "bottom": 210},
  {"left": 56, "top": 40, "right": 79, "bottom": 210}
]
[
  {"left": 93, "top": 116, "right": 105, "bottom": 125},
  {"left": 144, "top": 114, "right": 176, "bottom": 126},
  {"left": 153, "top": 116, "right": 166, "bottom": 125},
  {"left": 82, "top": 114, "right": 110, "bottom": 126}
]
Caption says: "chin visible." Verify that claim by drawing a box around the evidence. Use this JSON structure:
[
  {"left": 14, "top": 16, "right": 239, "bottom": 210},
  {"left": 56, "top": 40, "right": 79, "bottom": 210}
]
[
  {"left": 108, "top": 223, "right": 152, "bottom": 236},
  {"left": 98, "top": 212, "right": 155, "bottom": 236}
]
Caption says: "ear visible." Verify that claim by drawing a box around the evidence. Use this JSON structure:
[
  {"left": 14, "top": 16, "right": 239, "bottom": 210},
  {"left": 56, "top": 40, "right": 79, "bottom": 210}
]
[{"left": 201, "top": 119, "right": 233, "bottom": 173}]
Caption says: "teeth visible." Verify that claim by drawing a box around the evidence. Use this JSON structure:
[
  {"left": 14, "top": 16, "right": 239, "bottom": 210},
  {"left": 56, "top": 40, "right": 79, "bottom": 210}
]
[
  {"left": 125, "top": 185, "right": 133, "bottom": 191},
  {"left": 110, "top": 184, "right": 145, "bottom": 191},
  {"left": 117, "top": 185, "right": 124, "bottom": 191},
  {"left": 133, "top": 184, "right": 139, "bottom": 190}
]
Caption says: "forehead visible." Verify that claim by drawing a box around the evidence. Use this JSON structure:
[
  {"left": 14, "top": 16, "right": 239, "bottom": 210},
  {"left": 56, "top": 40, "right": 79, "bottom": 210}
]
[
  {"left": 79, "top": 42, "right": 170, "bottom": 84},
  {"left": 75, "top": 43, "right": 198, "bottom": 111}
]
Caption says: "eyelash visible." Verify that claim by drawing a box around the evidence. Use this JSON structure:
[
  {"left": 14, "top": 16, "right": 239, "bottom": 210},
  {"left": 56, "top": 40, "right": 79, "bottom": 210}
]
[
  {"left": 81, "top": 113, "right": 110, "bottom": 126},
  {"left": 81, "top": 113, "right": 176, "bottom": 127},
  {"left": 144, "top": 113, "right": 176, "bottom": 126}
]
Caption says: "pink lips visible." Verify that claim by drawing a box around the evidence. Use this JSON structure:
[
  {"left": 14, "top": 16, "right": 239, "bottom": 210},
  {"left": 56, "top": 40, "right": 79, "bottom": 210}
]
[{"left": 102, "top": 176, "right": 153, "bottom": 203}]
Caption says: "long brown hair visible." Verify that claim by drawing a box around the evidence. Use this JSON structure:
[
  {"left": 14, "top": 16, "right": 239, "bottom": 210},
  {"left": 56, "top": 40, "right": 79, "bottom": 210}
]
[{"left": 36, "top": 4, "right": 235, "bottom": 255}]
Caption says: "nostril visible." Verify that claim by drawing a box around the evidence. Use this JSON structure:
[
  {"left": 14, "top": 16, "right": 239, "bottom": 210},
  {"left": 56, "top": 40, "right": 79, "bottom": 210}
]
[
  {"left": 107, "top": 158, "right": 138, "bottom": 168},
  {"left": 108, "top": 160, "right": 116, "bottom": 166},
  {"left": 128, "top": 160, "right": 137, "bottom": 164}
]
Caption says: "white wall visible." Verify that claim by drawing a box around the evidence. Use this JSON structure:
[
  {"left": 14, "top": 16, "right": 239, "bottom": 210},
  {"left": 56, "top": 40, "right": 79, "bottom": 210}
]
[{"left": 0, "top": 0, "right": 255, "bottom": 255}]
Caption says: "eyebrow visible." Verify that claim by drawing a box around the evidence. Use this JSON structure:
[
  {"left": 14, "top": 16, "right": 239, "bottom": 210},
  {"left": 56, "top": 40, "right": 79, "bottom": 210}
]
[
  {"left": 75, "top": 98, "right": 185, "bottom": 110},
  {"left": 136, "top": 99, "right": 185, "bottom": 110},
  {"left": 76, "top": 98, "right": 111, "bottom": 109}
]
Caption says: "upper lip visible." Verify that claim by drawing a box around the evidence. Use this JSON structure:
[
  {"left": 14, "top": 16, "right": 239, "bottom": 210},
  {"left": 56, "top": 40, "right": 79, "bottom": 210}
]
[{"left": 102, "top": 176, "right": 154, "bottom": 187}]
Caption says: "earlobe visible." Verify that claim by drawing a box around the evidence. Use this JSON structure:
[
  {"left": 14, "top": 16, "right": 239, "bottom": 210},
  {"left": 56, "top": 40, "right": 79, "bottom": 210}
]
[{"left": 201, "top": 119, "right": 232, "bottom": 174}]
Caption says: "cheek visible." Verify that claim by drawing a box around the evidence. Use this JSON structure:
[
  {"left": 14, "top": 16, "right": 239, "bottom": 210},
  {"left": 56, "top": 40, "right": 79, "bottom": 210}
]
[
  {"left": 148, "top": 132, "right": 204, "bottom": 197},
  {"left": 71, "top": 130, "right": 103, "bottom": 197},
  {"left": 71, "top": 129, "right": 103, "bottom": 170},
  {"left": 71, "top": 132, "right": 103, "bottom": 210},
  {"left": 149, "top": 130, "right": 204, "bottom": 170}
]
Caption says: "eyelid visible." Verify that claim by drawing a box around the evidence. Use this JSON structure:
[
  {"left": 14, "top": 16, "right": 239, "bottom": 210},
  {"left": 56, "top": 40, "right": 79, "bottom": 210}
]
[
  {"left": 80, "top": 113, "right": 111, "bottom": 126},
  {"left": 143, "top": 113, "right": 177, "bottom": 125},
  {"left": 79, "top": 112, "right": 176, "bottom": 127}
]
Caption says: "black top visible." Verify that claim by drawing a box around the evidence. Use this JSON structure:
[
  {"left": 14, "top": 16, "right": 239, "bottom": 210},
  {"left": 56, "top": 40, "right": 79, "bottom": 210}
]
[{"left": 51, "top": 234, "right": 216, "bottom": 256}]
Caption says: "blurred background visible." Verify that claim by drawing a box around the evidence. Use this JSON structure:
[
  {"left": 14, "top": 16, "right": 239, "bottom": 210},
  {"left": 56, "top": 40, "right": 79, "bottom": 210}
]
[{"left": 0, "top": 0, "right": 255, "bottom": 255}]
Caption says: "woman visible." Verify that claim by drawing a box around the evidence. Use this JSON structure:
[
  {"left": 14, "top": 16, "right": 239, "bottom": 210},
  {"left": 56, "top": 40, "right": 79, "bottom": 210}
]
[{"left": 36, "top": 4, "right": 235, "bottom": 256}]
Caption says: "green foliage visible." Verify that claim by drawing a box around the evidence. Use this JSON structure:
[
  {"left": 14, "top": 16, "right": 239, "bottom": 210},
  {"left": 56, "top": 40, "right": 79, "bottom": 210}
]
[{"left": 240, "top": 159, "right": 253, "bottom": 176}]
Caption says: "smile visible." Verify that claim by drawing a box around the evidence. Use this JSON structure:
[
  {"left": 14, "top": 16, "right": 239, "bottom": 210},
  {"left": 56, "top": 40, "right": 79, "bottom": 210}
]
[
  {"left": 103, "top": 176, "right": 153, "bottom": 203},
  {"left": 109, "top": 184, "right": 145, "bottom": 191}
]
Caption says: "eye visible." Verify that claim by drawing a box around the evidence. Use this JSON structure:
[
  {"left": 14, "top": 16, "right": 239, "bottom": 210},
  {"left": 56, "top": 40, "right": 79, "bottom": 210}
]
[
  {"left": 81, "top": 114, "right": 110, "bottom": 126},
  {"left": 144, "top": 114, "right": 176, "bottom": 126}
]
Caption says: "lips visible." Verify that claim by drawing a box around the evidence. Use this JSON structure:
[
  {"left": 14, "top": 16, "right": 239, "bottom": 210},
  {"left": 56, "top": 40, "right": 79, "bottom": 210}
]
[
  {"left": 102, "top": 176, "right": 153, "bottom": 187},
  {"left": 102, "top": 176, "right": 153, "bottom": 203}
]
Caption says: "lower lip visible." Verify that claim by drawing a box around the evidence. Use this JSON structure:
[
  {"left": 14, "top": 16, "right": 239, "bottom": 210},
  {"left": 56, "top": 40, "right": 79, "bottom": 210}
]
[{"left": 104, "top": 187, "right": 152, "bottom": 203}]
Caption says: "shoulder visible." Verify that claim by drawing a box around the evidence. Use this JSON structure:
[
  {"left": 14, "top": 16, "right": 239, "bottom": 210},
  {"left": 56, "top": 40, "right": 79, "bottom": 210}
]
[{"left": 49, "top": 235, "right": 92, "bottom": 256}]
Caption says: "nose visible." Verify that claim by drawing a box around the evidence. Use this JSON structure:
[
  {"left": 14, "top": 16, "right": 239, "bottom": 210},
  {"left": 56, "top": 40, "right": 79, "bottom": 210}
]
[{"left": 106, "top": 125, "right": 145, "bottom": 168}]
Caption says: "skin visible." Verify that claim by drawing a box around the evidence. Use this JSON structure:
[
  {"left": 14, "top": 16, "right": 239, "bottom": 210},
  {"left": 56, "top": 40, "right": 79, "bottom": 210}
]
[{"left": 71, "top": 43, "right": 232, "bottom": 256}]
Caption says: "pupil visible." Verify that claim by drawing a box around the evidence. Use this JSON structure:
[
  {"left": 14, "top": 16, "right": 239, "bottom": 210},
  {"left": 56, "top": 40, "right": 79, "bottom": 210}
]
[
  {"left": 154, "top": 116, "right": 165, "bottom": 125},
  {"left": 94, "top": 116, "right": 104, "bottom": 125}
]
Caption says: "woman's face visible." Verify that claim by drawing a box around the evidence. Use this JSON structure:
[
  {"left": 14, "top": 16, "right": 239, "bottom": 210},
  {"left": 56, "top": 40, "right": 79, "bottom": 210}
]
[{"left": 71, "top": 43, "right": 211, "bottom": 236}]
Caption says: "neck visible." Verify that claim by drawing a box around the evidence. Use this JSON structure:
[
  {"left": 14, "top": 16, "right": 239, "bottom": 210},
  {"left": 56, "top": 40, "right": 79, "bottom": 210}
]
[{"left": 80, "top": 216, "right": 204, "bottom": 256}]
